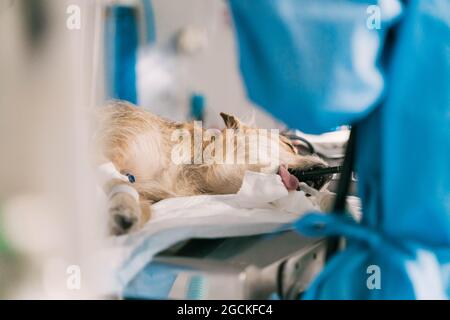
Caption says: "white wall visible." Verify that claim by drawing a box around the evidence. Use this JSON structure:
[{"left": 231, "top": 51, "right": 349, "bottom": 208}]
[{"left": 138, "top": 0, "right": 282, "bottom": 129}]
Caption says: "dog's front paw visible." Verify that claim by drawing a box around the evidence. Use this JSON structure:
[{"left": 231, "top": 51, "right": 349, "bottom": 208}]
[{"left": 108, "top": 193, "right": 141, "bottom": 236}]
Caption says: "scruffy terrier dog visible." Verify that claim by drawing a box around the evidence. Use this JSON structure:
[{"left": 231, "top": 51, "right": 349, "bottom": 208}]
[{"left": 95, "top": 101, "right": 328, "bottom": 235}]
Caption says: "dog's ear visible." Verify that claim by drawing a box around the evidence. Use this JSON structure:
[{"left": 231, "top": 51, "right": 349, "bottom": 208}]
[{"left": 220, "top": 112, "right": 241, "bottom": 129}]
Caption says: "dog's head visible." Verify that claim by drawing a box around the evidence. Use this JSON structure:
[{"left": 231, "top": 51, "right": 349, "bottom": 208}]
[{"left": 219, "top": 112, "right": 330, "bottom": 190}]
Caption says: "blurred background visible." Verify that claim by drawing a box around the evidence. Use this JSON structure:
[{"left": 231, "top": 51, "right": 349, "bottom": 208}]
[{"left": 0, "top": 0, "right": 287, "bottom": 299}]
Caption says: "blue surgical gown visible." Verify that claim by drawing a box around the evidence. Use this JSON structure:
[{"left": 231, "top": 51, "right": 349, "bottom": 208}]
[{"left": 229, "top": 0, "right": 450, "bottom": 299}]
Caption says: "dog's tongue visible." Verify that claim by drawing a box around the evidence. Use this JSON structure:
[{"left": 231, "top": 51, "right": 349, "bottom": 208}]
[{"left": 278, "top": 165, "right": 299, "bottom": 191}]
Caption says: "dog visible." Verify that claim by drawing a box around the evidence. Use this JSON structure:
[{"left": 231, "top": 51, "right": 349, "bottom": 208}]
[{"left": 94, "top": 101, "right": 328, "bottom": 235}]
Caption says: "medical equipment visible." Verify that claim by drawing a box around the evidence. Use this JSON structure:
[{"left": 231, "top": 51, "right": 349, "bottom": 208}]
[
  {"left": 146, "top": 231, "right": 326, "bottom": 300},
  {"left": 282, "top": 130, "right": 350, "bottom": 160},
  {"left": 288, "top": 165, "right": 343, "bottom": 192},
  {"left": 105, "top": 1, "right": 156, "bottom": 104},
  {"left": 325, "top": 127, "right": 357, "bottom": 261},
  {"left": 289, "top": 166, "right": 343, "bottom": 180},
  {"left": 190, "top": 93, "right": 206, "bottom": 121},
  {"left": 0, "top": 0, "right": 104, "bottom": 298}
]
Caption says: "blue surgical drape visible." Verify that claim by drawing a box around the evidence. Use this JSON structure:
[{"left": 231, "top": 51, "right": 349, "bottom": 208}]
[{"left": 229, "top": 0, "right": 450, "bottom": 299}]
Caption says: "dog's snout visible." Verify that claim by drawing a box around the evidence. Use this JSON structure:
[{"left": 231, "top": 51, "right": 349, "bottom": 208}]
[{"left": 113, "top": 214, "right": 136, "bottom": 232}]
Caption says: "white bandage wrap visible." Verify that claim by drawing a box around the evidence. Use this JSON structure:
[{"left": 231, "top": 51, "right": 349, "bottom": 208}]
[
  {"left": 108, "top": 184, "right": 140, "bottom": 202},
  {"left": 97, "top": 162, "right": 129, "bottom": 185}
]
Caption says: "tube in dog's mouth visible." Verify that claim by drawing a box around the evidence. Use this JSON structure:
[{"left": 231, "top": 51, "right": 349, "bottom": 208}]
[
  {"left": 287, "top": 166, "right": 337, "bottom": 190},
  {"left": 279, "top": 165, "right": 336, "bottom": 191}
]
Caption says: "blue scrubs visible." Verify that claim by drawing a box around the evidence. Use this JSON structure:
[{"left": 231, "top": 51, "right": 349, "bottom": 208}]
[{"left": 229, "top": 0, "right": 450, "bottom": 299}]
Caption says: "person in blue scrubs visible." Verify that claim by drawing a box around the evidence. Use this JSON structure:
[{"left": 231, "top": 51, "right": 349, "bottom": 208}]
[{"left": 228, "top": 0, "right": 450, "bottom": 299}]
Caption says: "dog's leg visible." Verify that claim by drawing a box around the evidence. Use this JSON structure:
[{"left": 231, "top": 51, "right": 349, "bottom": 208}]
[
  {"left": 104, "top": 179, "right": 144, "bottom": 235},
  {"left": 139, "top": 199, "right": 152, "bottom": 227}
]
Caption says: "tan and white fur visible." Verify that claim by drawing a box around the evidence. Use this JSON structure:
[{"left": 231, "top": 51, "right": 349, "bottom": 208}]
[{"left": 94, "top": 101, "right": 327, "bottom": 235}]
